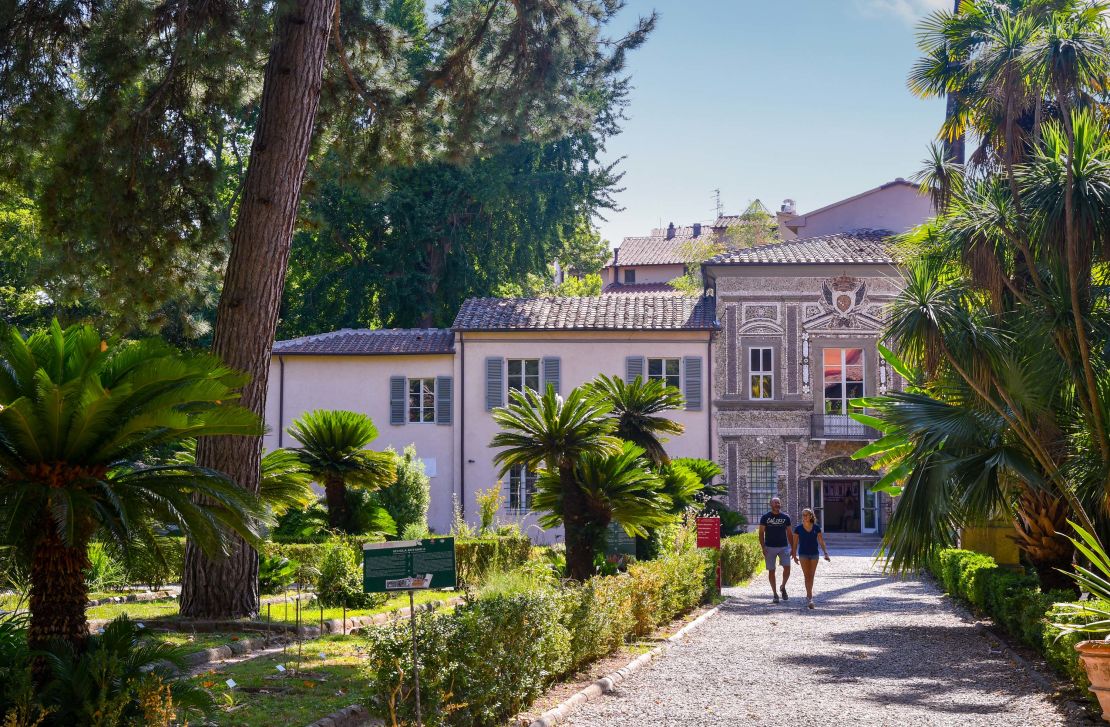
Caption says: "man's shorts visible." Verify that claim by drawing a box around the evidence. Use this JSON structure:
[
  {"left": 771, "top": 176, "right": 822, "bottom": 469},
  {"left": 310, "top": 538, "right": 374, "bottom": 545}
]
[{"left": 764, "top": 545, "right": 791, "bottom": 570}]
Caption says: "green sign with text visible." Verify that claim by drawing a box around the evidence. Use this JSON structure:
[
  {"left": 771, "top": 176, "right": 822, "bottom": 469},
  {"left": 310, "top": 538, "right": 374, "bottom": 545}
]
[{"left": 363, "top": 537, "right": 456, "bottom": 593}]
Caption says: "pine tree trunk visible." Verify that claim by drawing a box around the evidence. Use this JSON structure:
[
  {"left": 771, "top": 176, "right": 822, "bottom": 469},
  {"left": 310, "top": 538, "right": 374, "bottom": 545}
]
[
  {"left": 28, "top": 520, "right": 90, "bottom": 655},
  {"left": 324, "top": 477, "right": 350, "bottom": 531},
  {"left": 179, "top": 0, "right": 334, "bottom": 619},
  {"left": 944, "top": 0, "right": 965, "bottom": 165},
  {"left": 561, "top": 462, "right": 594, "bottom": 581}
]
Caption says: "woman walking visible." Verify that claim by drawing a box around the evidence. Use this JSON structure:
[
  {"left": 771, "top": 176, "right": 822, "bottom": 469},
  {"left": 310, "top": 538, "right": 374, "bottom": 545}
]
[{"left": 791, "top": 508, "right": 831, "bottom": 609}]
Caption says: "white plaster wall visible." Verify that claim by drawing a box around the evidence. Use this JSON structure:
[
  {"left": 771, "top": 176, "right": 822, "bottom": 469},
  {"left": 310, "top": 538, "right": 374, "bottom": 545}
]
[
  {"left": 786, "top": 183, "right": 932, "bottom": 238},
  {"left": 623, "top": 264, "right": 686, "bottom": 285},
  {"left": 264, "top": 354, "right": 457, "bottom": 533},
  {"left": 457, "top": 330, "right": 715, "bottom": 543}
]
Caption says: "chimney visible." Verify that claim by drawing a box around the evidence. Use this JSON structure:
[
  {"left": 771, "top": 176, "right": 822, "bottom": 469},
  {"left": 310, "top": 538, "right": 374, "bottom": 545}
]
[
  {"left": 666, "top": 222, "right": 675, "bottom": 240},
  {"left": 692, "top": 223, "right": 702, "bottom": 238},
  {"left": 780, "top": 198, "right": 796, "bottom": 214}
]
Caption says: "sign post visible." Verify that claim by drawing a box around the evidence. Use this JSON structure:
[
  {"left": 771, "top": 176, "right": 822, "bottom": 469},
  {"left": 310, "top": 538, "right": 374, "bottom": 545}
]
[
  {"left": 696, "top": 516, "right": 722, "bottom": 594},
  {"left": 364, "top": 537, "right": 457, "bottom": 727}
]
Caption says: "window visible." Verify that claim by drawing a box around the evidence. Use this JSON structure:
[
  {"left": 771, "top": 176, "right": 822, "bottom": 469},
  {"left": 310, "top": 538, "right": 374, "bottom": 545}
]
[
  {"left": 749, "top": 347, "right": 773, "bottom": 400},
  {"left": 823, "top": 348, "right": 864, "bottom": 416},
  {"left": 508, "top": 465, "right": 538, "bottom": 512},
  {"left": 647, "top": 357, "right": 681, "bottom": 389},
  {"left": 748, "top": 458, "right": 778, "bottom": 525},
  {"left": 408, "top": 378, "right": 435, "bottom": 422},
  {"left": 624, "top": 269, "right": 636, "bottom": 284},
  {"left": 507, "top": 359, "right": 540, "bottom": 393}
]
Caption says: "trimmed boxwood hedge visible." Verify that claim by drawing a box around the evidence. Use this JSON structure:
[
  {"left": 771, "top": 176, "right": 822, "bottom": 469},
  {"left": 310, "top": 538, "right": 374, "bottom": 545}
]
[
  {"left": 926, "top": 548, "right": 1095, "bottom": 701},
  {"left": 719, "top": 533, "right": 763, "bottom": 587},
  {"left": 365, "top": 548, "right": 716, "bottom": 726}
]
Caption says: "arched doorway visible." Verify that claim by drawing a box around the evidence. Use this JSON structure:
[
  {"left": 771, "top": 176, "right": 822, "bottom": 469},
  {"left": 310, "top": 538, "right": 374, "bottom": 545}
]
[{"left": 808, "top": 456, "right": 880, "bottom": 534}]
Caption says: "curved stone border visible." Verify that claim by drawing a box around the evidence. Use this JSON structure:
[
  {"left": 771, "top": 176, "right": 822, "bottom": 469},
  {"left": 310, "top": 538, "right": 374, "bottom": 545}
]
[
  {"left": 304, "top": 703, "right": 381, "bottom": 727},
  {"left": 87, "top": 590, "right": 174, "bottom": 607},
  {"left": 178, "top": 634, "right": 281, "bottom": 670},
  {"left": 527, "top": 603, "right": 724, "bottom": 727}
]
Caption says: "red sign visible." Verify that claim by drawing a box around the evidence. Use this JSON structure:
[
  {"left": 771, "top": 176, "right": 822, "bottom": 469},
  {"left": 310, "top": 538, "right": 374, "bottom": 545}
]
[{"left": 696, "top": 517, "right": 721, "bottom": 549}]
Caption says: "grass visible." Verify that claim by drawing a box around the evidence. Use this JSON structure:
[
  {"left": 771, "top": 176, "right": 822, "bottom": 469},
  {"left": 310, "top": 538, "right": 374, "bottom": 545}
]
[
  {"left": 153, "top": 631, "right": 266, "bottom": 656},
  {"left": 85, "top": 588, "right": 453, "bottom": 626},
  {"left": 190, "top": 634, "right": 377, "bottom": 726}
]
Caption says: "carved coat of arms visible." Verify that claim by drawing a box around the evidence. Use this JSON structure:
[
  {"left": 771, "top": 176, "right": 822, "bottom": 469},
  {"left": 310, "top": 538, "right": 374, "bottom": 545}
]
[{"left": 820, "top": 276, "right": 867, "bottom": 326}]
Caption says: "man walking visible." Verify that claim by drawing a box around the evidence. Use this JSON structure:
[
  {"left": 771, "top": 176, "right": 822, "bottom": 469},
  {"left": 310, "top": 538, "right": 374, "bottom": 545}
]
[{"left": 759, "top": 497, "right": 793, "bottom": 603}]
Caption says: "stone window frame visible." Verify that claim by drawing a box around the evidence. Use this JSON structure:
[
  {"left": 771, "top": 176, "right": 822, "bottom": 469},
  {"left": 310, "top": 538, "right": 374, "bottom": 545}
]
[
  {"left": 740, "top": 336, "right": 783, "bottom": 402},
  {"left": 809, "top": 337, "right": 879, "bottom": 417}
]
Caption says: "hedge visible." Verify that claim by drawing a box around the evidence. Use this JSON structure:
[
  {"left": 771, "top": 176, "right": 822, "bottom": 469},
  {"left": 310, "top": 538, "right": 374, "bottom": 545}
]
[
  {"left": 719, "top": 533, "right": 763, "bottom": 587},
  {"left": 926, "top": 548, "right": 1094, "bottom": 701},
  {"left": 366, "top": 548, "right": 714, "bottom": 726},
  {"left": 454, "top": 535, "right": 532, "bottom": 587}
]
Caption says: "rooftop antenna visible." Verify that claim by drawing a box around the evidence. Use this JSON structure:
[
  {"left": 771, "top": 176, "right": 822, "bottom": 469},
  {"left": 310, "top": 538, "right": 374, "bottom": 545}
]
[{"left": 712, "top": 189, "right": 723, "bottom": 219}]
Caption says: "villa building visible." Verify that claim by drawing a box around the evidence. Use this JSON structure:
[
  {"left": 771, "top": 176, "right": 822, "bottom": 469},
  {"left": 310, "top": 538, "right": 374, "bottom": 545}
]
[{"left": 264, "top": 178, "right": 932, "bottom": 540}]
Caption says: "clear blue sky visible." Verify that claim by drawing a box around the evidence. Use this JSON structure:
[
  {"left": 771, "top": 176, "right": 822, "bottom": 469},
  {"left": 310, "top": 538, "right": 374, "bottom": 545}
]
[{"left": 596, "top": 0, "right": 948, "bottom": 245}]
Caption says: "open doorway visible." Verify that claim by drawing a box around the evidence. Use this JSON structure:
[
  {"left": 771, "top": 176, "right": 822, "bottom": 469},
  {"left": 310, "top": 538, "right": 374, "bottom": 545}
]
[{"left": 821, "top": 480, "right": 860, "bottom": 533}]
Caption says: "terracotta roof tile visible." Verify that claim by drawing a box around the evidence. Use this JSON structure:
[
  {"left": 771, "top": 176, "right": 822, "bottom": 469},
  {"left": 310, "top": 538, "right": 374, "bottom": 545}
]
[
  {"left": 273, "top": 328, "right": 454, "bottom": 356},
  {"left": 452, "top": 295, "right": 717, "bottom": 331},
  {"left": 707, "top": 229, "right": 894, "bottom": 265}
]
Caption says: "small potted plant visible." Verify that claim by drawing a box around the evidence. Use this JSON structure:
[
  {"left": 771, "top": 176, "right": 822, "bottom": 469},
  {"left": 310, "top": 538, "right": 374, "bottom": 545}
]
[{"left": 1052, "top": 522, "right": 1110, "bottom": 720}]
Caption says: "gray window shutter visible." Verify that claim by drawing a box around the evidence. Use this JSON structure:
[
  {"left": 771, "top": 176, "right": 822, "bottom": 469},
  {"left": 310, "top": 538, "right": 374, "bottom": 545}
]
[
  {"left": 485, "top": 357, "right": 504, "bottom": 410},
  {"left": 436, "top": 375, "right": 453, "bottom": 425},
  {"left": 542, "top": 356, "right": 561, "bottom": 395},
  {"left": 390, "top": 376, "right": 406, "bottom": 425},
  {"left": 684, "top": 356, "right": 703, "bottom": 410},
  {"left": 625, "top": 356, "right": 645, "bottom": 382}
]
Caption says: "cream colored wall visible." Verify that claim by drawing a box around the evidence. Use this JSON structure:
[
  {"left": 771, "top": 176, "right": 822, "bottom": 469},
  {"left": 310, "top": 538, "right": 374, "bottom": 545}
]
[
  {"left": 603, "top": 263, "right": 686, "bottom": 286},
  {"left": 264, "top": 354, "right": 457, "bottom": 533},
  {"left": 457, "top": 330, "right": 715, "bottom": 543},
  {"left": 787, "top": 184, "right": 932, "bottom": 238}
]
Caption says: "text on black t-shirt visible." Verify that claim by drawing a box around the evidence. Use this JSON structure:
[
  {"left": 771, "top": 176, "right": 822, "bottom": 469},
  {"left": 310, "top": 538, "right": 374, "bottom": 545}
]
[{"left": 760, "top": 511, "right": 791, "bottom": 548}]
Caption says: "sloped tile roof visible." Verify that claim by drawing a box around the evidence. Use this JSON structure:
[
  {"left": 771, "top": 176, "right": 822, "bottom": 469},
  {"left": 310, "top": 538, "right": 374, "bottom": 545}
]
[
  {"left": 601, "top": 282, "right": 684, "bottom": 295},
  {"left": 607, "top": 224, "right": 716, "bottom": 267},
  {"left": 452, "top": 295, "right": 717, "bottom": 331},
  {"left": 273, "top": 328, "right": 454, "bottom": 356},
  {"left": 707, "top": 229, "right": 894, "bottom": 265}
]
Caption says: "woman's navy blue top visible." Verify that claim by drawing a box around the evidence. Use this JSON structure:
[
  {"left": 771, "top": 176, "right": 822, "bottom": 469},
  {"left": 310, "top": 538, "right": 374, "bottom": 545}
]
[{"left": 794, "top": 523, "right": 821, "bottom": 556}]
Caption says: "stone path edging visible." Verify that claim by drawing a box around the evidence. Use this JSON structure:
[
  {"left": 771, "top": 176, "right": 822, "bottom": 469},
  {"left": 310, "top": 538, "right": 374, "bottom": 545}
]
[
  {"left": 304, "top": 703, "right": 381, "bottom": 727},
  {"left": 526, "top": 603, "right": 724, "bottom": 727}
]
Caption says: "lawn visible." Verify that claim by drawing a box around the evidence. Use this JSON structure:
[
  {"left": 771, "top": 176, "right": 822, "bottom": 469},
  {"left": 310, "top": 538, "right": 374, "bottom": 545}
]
[
  {"left": 190, "top": 634, "right": 378, "bottom": 726},
  {"left": 153, "top": 631, "right": 268, "bottom": 656}
]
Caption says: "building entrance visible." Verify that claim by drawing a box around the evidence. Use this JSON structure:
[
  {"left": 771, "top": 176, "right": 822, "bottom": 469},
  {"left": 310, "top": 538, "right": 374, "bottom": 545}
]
[{"left": 812, "top": 479, "right": 879, "bottom": 534}]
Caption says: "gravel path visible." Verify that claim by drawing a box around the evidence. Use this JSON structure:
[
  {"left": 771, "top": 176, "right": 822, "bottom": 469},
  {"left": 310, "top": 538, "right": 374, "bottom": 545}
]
[{"left": 564, "top": 548, "right": 1087, "bottom": 726}]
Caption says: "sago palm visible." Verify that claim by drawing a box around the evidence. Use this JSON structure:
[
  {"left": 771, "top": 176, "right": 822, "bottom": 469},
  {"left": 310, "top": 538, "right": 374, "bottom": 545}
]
[
  {"left": 491, "top": 385, "right": 621, "bottom": 580},
  {"left": 0, "top": 321, "right": 266, "bottom": 653},
  {"left": 286, "top": 409, "right": 397, "bottom": 532},
  {"left": 588, "top": 374, "right": 684, "bottom": 466},
  {"left": 534, "top": 441, "right": 673, "bottom": 556}
]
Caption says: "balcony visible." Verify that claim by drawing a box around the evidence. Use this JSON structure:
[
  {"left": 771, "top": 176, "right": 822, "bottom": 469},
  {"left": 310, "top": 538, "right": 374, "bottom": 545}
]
[{"left": 811, "top": 413, "right": 879, "bottom": 441}]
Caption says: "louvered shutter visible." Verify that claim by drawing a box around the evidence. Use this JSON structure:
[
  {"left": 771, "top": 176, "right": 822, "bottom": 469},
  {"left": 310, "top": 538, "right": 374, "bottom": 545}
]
[
  {"left": 684, "top": 356, "right": 703, "bottom": 410},
  {"left": 390, "top": 376, "right": 407, "bottom": 425},
  {"left": 436, "top": 376, "right": 453, "bottom": 425},
  {"left": 625, "top": 356, "right": 645, "bottom": 382},
  {"left": 485, "top": 357, "right": 504, "bottom": 410},
  {"left": 542, "top": 357, "right": 561, "bottom": 395}
]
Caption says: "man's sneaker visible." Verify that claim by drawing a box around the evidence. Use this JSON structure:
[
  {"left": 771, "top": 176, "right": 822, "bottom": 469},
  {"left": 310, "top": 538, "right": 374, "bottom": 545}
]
[
  {"left": 773, "top": 594, "right": 779, "bottom": 604},
  {"left": 780, "top": 586, "right": 789, "bottom": 601},
  {"left": 807, "top": 598, "right": 814, "bottom": 610}
]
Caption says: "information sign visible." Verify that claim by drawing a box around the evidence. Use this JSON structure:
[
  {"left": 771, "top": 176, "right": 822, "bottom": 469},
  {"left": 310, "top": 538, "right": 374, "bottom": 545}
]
[
  {"left": 696, "top": 517, "right": 721, "bottom": 549},
  {"left": 605, "top": 521, "right": 637, "bottom": 557},
  {"left": 363, "top": 537, "right": 456, "bottom": 594}
]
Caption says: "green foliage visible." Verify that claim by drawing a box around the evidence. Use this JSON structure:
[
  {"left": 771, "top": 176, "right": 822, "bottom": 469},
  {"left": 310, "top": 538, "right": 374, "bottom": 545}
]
[
  {"left": 345, "top": 488, "right": 400, "bottom": 538},
  {"left": 475, "top": 484, "right": 504, "bottom": 535},
  {"left": 314, "top": 539, "right": 387, "bottom": 610},
  {"left": 375, "top": 446, "right": 430, "bottom": 537},
  {"left": 587, "top": 374, "right": 685, "bottom": 466},
  {"left": 258, "top": 555, "right": 299, "bottom": 596},
  {"left": 719, "top": 534, "right": 764, "bottom": 587},
  {"left": 926, "top": 548, "right": 1094, "bottom": 702},
  {"left": 86, "top": 543, "right": 127, "bottom": 593},
  {"left": 262, "top": 534, "right": 378, "bottom": 573},
  {"left": 114, "top": 536, "right": 185, "bottom": 591},
  {"left": 365, "top": 549, "right": 712, "bottom": 725},
  {"left": 401, "top": 522, "right": 431, "bottom": 540},
  {"left": 455, "top": 535, "right": 534, "bottom": 589}
]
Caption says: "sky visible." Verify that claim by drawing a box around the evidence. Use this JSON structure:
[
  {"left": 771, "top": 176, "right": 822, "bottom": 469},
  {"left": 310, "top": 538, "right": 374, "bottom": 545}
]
[{"left": 595, "top": 0, "right": 949, "bottom": 245}]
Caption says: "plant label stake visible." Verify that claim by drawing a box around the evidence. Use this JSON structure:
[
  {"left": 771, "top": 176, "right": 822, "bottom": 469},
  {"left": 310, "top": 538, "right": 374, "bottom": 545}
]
[
  {"left": 362, "top": 537, "right": 457, "bottom": 727},
  {"left": 342, "top": 604, "right": 347, "bottom": 635}
]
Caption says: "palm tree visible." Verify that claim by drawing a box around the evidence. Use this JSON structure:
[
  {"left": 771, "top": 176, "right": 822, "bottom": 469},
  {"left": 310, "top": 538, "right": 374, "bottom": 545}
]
[
  {"left": 587, "top": 374, "right": 684, "bottom": 466},
  {"left": 491, "top": 385, "right": 621, "bottom": 580},
  {"left": 0, "top": 321, "right": 266, "bottom": 653},
  {"left": 286, "top": 410, "right": 397, "bottom": 532},
  {"left": 533, "top": 442, "right": 673, "bottom": 556}
]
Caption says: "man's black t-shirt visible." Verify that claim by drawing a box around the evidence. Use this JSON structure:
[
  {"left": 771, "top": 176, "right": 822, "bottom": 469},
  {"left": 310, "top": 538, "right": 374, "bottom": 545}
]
[{"left": 760, "top": 511, "right": 791, "bottom": 548}]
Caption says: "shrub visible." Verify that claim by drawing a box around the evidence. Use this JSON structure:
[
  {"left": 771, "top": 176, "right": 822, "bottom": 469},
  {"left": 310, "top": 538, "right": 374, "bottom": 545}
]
[
  {"left": 926, "top": 548, "right": 1092, "bottom": 704},
  {"left": 119, "top": 536, "right": 185, "bottom": 590},
  {"left": 719, "top": 533, "right": 763, "bottom": 587},
  {"left": 474, "top": 484, "right": 504, "bottom": 535},
  {"left": 455, "top": 535, "right": 533, "bottom": 587},
  {"left": 314, "top": 539, "right": 387, "bottom": 609},
  {"left": 365, "top": 549, "right": 713, "bottom": 726},
  {"left": 376, "top": 446, "right": 431, "bottom": 536},
  {"left": 86, "top": 543, "right": 127, "bottom": 592},
  {"left": 259, "top": 555, "right": 299, "bottom": 595}
]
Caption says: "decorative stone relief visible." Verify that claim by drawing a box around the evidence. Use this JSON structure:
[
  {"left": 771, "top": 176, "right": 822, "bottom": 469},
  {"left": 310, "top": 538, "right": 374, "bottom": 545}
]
[
  {"left": 878, "top": 356, "right": 889, "bottom": 394},
  {"left": 819, "top": 276, "right": 868, "bottom": 328},
  {"left": 743, "top": 304, "right": 779, "bottom": 322},
  {"left": 800, "top": 331, "right": 811, "bottom": 395}
]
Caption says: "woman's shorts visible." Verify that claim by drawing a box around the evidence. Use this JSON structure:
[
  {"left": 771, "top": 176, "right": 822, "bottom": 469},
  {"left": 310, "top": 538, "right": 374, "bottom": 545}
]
[{"left": 799, "top": 554, "right": 820, "bottom": 562}]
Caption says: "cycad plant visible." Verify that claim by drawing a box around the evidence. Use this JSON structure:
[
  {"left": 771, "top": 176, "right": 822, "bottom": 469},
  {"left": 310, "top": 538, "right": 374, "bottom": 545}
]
[
  {"left": 491, "top": 385, "right": 621, "bottom": 580},
  {"left": 0, "top": 321, "right": 265, "bottom": 653},
  {"left": 588, "top": 374, "right": 684, "bottom": 466},
  {"left": 286, "top": 409, "right": 397, "bottom": 532}
]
